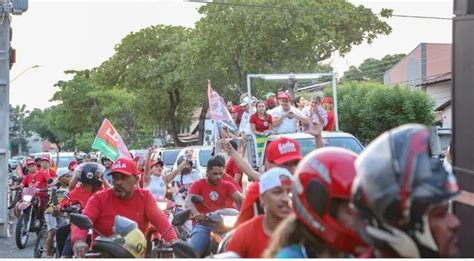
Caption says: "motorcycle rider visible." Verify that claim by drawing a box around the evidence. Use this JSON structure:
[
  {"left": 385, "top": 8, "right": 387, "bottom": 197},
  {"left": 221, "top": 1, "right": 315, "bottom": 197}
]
[
  {"left": 170, "top": 154, "right": 203, "bottom": 204},
  {"left": 72, "top": 157, "right": 177, "bottom": 258},
  {"left": 351, "top": 124, "right": 460, "bottom": 258},
  {"left": 57, "top": 162, "right": 105, "bottom": 257},
  {"left": 220, "top": 137, "right": 303, "bottom": 227},
  {"left": 101, "top": 156, "right": 113, "bottom": 184},
  {"left": 185, "top": 156, "right": 244, "bottom": 257},
  {"left": 44, "top": 168, "right": 71, "bottom": 257},
  {"left": 225, "top": 167, "right": 293, "bottom": 257},
  {"left": 40, "top": 156, "right": 57, "bottom": 178},
  {"left": 264, "top": 147, "right": 368, "bottom": 258}
]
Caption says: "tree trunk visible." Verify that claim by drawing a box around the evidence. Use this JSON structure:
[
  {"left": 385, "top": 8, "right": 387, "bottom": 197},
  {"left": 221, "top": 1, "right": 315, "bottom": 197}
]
[
  {"left": 197, "top": 100, "right": 209, "bottom": 146},
  {"left": 167, "top": 90, "right": 184, "bottom": 147},
  {"left": 287, "top": 78, "right": 297, "bottom": 99}
]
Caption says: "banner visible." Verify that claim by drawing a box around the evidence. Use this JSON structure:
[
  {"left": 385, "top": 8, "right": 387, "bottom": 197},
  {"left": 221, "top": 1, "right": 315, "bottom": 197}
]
[
  {"left": 207, "top": 81, "right": 238, "bottom": 131},
  {"left": 91, "top": 119, "right": 131, "bottom": 161}
]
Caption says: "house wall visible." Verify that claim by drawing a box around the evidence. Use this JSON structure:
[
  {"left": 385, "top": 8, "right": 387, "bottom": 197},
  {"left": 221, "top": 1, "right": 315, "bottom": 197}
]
[
  {"left": 425, "top": 80, "right": 451, "bottom": 108},
  {"left": 426, "top": 44, "right": 452, "bottom": 78},
  {"left": 442, "top": 104, "right": 452, "bottom": 129}
]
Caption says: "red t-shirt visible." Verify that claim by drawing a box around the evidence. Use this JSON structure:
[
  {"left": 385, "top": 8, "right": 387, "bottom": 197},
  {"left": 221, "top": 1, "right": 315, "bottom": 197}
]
[
  {"left": 225, "top": 215, "right": 269, "bottom": 258},
  {"left": 222, "top": 174, "right": 242, "bottom": 208},
  {"left": 188, "top": 179, "right": 237, "bottom": 214},
  {"left": 21, "top": 170, "right": 51, "bottom": 189},
  {"left": 324, "top": 110, "right": 335, "bottom": 131},
  {"left": 71, "top": 188, "right": 177, "bottom": 244},
  {"left": 235, "top": 181, "right": 260, "bottom": 227},
  {"left": 60, "top": 185, "right": 99, "bottom": 209},
  {"left": 249, "top": 113, "right": 272, "bottom": 133},
  {"left": 225, "top": 159, "right": 242, "bottom": 187}
]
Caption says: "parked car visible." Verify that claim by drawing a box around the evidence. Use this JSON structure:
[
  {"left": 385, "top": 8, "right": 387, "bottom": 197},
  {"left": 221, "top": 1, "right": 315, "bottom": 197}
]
[
  {"left": 57, "top": 152, "right": 76, "bottom": 169},
  {"left": 259, "top": 131, "right": 364, "bottom": 170},
  {"left": 172, "top": 146, "right": 213, "bottom": 177},
  {"left": 160, "top": 148, "right": 183, "bottom": 174}
]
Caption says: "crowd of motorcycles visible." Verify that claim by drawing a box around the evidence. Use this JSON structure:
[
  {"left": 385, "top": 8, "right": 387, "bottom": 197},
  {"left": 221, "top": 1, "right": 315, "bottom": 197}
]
[{"left": 7, "top": 164, "right": 239, "bottom": 258}]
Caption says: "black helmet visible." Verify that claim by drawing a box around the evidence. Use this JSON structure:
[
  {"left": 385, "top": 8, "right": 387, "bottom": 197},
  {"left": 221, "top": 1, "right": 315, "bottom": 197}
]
[
  {"left": 351, "top": 124, "right": 459, "bottom": 257},
  {"left": 74, "top": 162, "right": 104, "bottom": 187},
  {"left": 101, "top": 156, "right": 112, "bottom": 165}
]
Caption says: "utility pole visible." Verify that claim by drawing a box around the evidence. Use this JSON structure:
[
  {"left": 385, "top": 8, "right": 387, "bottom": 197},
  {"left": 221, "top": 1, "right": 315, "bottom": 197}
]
[{"left": 0, "top": 0, "right": 28, "bottom": 238}]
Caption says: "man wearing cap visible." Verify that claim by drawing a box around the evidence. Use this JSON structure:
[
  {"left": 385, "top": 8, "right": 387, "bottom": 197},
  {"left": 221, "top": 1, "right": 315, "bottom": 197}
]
[
  {"left": 238, "top": 96, "right": 253, "bottom": 136},
  {"left": 71, "top": 157, "right": 177, "bottom": 258},
  {"left": 220, "top": 137, "right": 302, "bottom": 227},
  {"left": 265, "top": 92, "right": 277, "bottom": 110},
  {"left": 41, "top": 156, "right": 57, "bottom": 178},
  {"left": 225, "top": 167, "right": 293, "bottom": 258},
  {"left": 269, "top": 91, "right": 309, "bottom": 134}
]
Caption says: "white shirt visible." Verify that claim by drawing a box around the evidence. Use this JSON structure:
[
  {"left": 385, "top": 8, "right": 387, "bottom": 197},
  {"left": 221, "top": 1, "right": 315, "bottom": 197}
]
[
  {"left": 239, "top": 110, "right": 252, "bottom": 135},
  {"left": 302, "top": 106, "right": 328, "bottom": 127},
  {"left": 171, "top": 169, "right": 203, "bottom": 205},
  {"left": 269, "top": 105, "right": 305, "bottom": 134},
  {"left": 147, "top": 175, "right": 167, "bottom": 200}
]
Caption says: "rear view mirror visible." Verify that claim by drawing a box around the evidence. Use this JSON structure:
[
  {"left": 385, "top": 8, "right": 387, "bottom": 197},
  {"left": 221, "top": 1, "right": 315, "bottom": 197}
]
[
  {"left": 70, "top": 213, "right": 93, "bottom": 230},
  {"left": 190, "top": 195, "right": 204, "bottom": 204},
  {"left": 172, "top": 209, "right": 191, "bottom": 226},
  {"left": 172, "top": 240, "right": 199, "bottom": 258}
]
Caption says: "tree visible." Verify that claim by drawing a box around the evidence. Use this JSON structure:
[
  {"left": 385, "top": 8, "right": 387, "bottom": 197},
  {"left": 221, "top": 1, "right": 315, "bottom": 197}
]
[
  {"left": 96, "top": 25, "right": 200, "bottom": 147},
  {"left": 324, "top": 81, "right": 435, "bottom": 144},
  {"left": 9, "top": 104, "right": 29, "bottom": 155},
  {"left": 341, "top": 54, "right": 405, "bottom": 83}
]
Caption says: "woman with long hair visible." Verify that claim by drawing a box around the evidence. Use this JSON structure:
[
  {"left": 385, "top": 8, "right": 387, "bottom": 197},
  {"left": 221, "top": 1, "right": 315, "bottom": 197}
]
[{"left": 250, "top": 100, "right": 273, "bottom": 136}]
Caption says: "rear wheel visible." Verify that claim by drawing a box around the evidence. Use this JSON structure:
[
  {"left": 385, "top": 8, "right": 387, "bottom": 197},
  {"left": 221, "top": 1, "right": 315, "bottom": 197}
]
[{"left": 15, "top": 213, "right": 29, "bottom": 249}]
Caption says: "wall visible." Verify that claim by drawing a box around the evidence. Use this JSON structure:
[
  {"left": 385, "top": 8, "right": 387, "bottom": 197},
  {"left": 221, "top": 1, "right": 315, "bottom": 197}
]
[{"left": 424, "top": 80, "right": 451, "bottom": 108}]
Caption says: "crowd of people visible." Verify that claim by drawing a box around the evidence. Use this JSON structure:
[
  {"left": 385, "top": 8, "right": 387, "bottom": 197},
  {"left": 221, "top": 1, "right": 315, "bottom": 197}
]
[{"left": 9, "top": 119, "right": 460, "bottom": 258}]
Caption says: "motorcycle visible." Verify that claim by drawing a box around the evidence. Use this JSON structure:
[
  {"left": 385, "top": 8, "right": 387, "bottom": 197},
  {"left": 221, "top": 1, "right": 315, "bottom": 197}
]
[
  {"left": 146, "top": 208, "right": 192, "bottom": 258},
  {"left": 69, "top": 213, "right": 147, "bottom": 258},
  {"left": 8, "top": 174, "right": 23, "bottom": 209},
  {"left": 15, "top": 186, "right": 49, "bottom": 249},
  {"left": 171, "top": 239, "right": 240, "bottom": 258},
  {"left": 190, "top": 195, "right": 239, "bottom": 257}
]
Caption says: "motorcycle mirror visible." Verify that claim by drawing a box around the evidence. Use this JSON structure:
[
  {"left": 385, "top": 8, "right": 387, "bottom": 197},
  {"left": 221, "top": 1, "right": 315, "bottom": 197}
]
[
  {"left": 70, "top": 213, "right": 93, "bottom": 230},
  {"left": 172, "top": 240, "right": 199, "bottom": 258},
  {"left": 172, "top": 209, "right": 191, "bottom": 226},
  {"left": 216, "top": 208, "right": 239, "bottom": 216},
  {"left": 190, "top": 195, "right": 204, "bottom": 204}
]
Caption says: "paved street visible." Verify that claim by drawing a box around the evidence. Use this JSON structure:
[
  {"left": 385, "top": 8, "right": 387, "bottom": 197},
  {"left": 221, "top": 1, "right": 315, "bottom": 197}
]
[{"left": 0, "top": 211, "right": 37, "bottom": 258}]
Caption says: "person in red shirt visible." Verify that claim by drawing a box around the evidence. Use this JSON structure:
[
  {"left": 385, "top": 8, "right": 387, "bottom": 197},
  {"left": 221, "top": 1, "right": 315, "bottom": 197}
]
[
  {"left": 224, "top": 140, "right": 243, "bottom": 188},
  {"left": 220, "top": 137, "right": 302, "bottom": 227},
  {"left": 71, "top": 157, "right": 177, "bottom": 258},
  {"left": 41, "top": 156, "right": 57, "bottom": 178},
  {"left": 250, "top": 100, "right": 273, "bottom": 136},
  {"left": 322, "top": 96, "right": 335, "bottom": 131},
  {"left": 185, "top": 157, "right": 243, "bottom": 256},
  {"left": 225, "top": 167, "right": 293, "bottom": 258}
]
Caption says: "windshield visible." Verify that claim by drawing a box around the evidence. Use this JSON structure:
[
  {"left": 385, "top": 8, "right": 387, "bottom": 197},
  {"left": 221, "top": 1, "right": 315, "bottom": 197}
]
[
  {"left": 163, "top": 149, "right": 181, "bottom": 166},
  {"left": 323, "top": 137, "right": 364, "bottom": 154},
  {"left": 199, "top": 149, "right": 213, "bottom": 167},
  {"left": 296, "top": 138, "right": 317, "bottom": 157},
  {"left": 58, "top": 156, "right": 75, "bottom": 168}
]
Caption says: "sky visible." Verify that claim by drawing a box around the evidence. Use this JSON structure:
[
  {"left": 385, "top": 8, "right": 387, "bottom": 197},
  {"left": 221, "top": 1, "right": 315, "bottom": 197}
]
[{"left": 9, "top": 0, "right": 453, "bottom": 111}]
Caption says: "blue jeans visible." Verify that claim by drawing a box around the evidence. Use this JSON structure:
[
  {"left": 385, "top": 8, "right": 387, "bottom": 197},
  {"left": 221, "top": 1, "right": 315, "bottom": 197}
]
[{"left": 189, "top": 223, "right": 213, "bottom": 256}]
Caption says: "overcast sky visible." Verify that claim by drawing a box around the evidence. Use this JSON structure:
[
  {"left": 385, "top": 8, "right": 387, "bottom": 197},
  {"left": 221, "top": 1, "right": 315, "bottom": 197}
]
[{"left": 9, "top": 0, "right": 453, "bottom": 110}]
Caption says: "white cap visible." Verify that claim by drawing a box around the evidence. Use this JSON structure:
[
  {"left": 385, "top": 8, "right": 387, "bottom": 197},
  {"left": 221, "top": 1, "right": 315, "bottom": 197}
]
[
  {"left": 259, "top": 167, "right": 293, "bottom": 194},
  {"left": 56, "top": 167, "right": 70, "bottom": 178},
  {"left": 240, "top": 97, "right": 251, "bottom": 106}
]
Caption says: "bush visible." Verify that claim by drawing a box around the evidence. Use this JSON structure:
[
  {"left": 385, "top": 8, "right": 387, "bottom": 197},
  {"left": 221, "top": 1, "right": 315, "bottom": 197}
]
[{"left": 324, "top": 81, "right": 434, "bottom": 144}]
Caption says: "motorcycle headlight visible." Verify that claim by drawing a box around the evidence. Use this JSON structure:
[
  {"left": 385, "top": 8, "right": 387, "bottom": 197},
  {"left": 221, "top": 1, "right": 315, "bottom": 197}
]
[
  {"left": 222, "top": 215, "right": 237, "bottom": 228},
  {"left": 23, "top": 195, "right": 33, "bottom": 202},
  {"left": 157, "top": 201, "right": 167, "bottom": 210}
]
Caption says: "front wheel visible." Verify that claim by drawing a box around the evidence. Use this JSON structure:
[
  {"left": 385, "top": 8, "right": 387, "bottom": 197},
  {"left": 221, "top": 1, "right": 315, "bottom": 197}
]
[{"left": 15, "top": 213, "right": 30, "bottom": 249}]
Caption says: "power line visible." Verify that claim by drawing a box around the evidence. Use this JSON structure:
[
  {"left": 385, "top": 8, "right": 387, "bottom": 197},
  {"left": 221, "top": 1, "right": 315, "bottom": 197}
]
[{"left": 187, "top": 0, "right": 452, "bottom": 21}]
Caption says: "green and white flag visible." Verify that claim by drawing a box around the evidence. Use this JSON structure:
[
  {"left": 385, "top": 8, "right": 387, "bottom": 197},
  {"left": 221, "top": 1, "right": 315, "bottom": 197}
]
[{"left": 92, "top": 119, "right": 131, "bottom": 161}]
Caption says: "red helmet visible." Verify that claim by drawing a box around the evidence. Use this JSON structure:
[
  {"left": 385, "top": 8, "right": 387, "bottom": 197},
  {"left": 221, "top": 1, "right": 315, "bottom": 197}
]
[{"left": 292, "top": 147, "right": 368, "bottom": 255}]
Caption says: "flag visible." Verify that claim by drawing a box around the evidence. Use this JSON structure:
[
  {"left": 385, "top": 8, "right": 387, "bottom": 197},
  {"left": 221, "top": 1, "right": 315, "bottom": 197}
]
[
  {"left": 213, "top": 121, "right": 222, "bottom": 154},
  {"left": 92, "top": 119, "right": 131, "bottom": 161},
  {"left": 207, "top": 81, "right": 238, "bottom": 131}
]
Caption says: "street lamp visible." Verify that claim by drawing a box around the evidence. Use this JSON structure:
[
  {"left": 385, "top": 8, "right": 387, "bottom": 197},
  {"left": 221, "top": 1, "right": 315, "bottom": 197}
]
[
  {"left": 10, "top": 64, "right": 41, "bottom": 83},
  {"left": 246, "top": 73, "right": 340, "bottom": 131}
]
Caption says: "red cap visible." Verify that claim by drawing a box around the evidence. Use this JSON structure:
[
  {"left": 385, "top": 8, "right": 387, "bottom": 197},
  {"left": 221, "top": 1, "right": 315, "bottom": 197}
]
[
  {"left": 265, "top": 97, "right": 276, "bottom": 107},
  {"left": 26, "top": 159, "right": 36, "bottom": 166},
  {"left": 41, "top": 156, "right": 50, "bottom": 161},
  {"left": 231, "top": 105, "right": 241, "bottom": 113},
  {"left": 266, "top": 137, "right": 302, "bottom": 165},
  {"left": 322, "top": 97, "right": 333, "bottom": 105},
  {"left": 110, "top": 157, "right": 138, "bottom": 176},
  {"left": 277, "top": 91, "right": 292, "bottom": 101},
  {"left": 68, "top": 160, "right": 78, "bottom": 170}
]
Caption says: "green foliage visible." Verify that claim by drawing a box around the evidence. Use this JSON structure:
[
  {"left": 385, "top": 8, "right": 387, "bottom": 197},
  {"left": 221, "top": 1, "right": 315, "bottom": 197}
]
[
  {"left": 9, "top": 104, "right": 29, "bottom": 155},
  {"left": 196, "top": 0, "right": 392, "bottom": 96},
  {"left": 341, "top": 54, "right": 405, "bottom": 83},
  {"left": 324, "top": 81, "right": 435, "bottom": 144}
]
